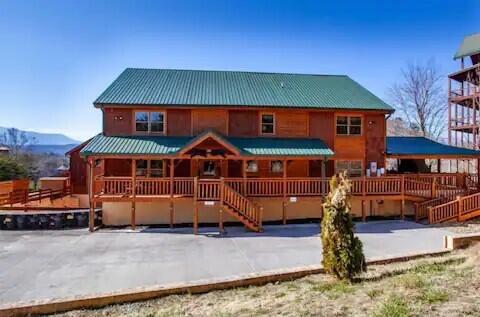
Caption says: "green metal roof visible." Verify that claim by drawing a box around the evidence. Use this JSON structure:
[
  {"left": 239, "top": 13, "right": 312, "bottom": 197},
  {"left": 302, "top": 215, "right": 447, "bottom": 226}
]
[
  {"left": 230, "top": 137, "right": 333, "bottom": 156},
  {"left": 386, "top": 137, "right": 480, "bottom": 158},
  {"left": 94, "top": 68, "right": 393, "bottom": 112},
  {"left": 80, "top": 134, "right": 190, "bottom": 156},
  {"left": 80, "top": 133, "right": 333, "bottom": 157},
  {"left": 454, "top": 33, "right": 480, "bottom": 59}
]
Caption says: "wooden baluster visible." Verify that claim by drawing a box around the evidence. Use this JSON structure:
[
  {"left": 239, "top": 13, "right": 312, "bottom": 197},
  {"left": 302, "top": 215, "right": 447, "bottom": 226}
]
[{"left": 193, "top": 177, "right": 198, "bottom": 234}]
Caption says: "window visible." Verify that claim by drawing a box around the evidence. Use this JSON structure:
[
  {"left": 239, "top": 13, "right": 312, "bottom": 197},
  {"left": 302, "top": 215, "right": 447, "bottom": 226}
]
[
  {"left": 246, "top": 160, "right": 258, "bottom": 173},
  {"left": 136, "top": 160, "right": 164, "bottom": 177},
  {"left": 335, "top": 160, "right": 363, "bottom": 177},
  {"left": 203, "top": 161, "right": 216, "bottom": 176},
  {"left": 136, "top": 160, "right": 148, "bottom": 176},
  {"left": 336, "top": 116, "right": 361, "bottom": 135},
  {"left": 261, "top": 113, "right": 275, "bottom": 135},
  {"left": 150, "top": 112, "right": 164, "bottom": 132},
  {"left": 270, "top": 160, "right": 283, "bottom": 173},
  {"left": 150, "top": 160, "right": 164, "bottom": 177},
  {"left": 135, "top": 112, "right": 149, "bottom": 132},
  {"left": 135, "top": 111, "right": 165, "bottom": 133}
]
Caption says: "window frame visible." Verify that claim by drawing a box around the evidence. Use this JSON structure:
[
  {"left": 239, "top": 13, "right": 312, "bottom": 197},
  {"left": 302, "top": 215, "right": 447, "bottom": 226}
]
[
  {"left": 270, "top": 160, "right": 284, "bottom": 174},
  {"left": 335, "top": 115, "right": 362, "bottom": 136},
  {"left": 134, "top": 110, "right": 166, "bottom": 134},
  {"left": 135, "top": 159, "right": 164, "bottom": 177},
  {"left": 335, "top": 160, "right": 363, "bottom": 177},
  {"left": 260, "top": 112, "right": 275, "bottom": 135}
]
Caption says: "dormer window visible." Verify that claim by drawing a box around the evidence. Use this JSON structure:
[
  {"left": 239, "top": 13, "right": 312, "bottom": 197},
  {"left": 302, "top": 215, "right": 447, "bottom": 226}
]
[
  {"left": 261, "top": 113, "right": 275, "bottom": 135},
  {"left": 135, "top": 111, "right": 165, "bottom": 133}
]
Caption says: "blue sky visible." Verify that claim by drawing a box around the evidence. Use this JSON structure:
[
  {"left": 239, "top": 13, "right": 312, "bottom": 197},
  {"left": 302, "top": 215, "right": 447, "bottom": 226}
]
[{"left": 0, "top": 0, "right": 478, "bottom": 141}]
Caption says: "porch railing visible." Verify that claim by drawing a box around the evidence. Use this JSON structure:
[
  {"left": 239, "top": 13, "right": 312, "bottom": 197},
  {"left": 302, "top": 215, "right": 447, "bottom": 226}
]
[{"left": 92, "top": 173, "right": 474, "bottom": 200}]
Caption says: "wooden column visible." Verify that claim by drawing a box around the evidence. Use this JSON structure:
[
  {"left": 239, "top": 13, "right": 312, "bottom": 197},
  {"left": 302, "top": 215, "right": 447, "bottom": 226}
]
[
  {"left": 169, "top": 158, "right": 174, "bottom": 229},
  {"left": 400, "top": 175, "right": 405, "bottom": 220},
  {"left": 242, "top": 159, "right": 247, "bottom": 195},
  {"left": 193, "top": 177, "right": 198, "bottom": 234},
  {"left": 437, "top": 159, "right": 441, "bottom": 173},
  {"left": 362, "top": 176, "right": 366, "bottom": 222},
  {"left": 131, "top": 159, "right": 136, "bottom": 231},
  {"left": 282, "top": 159, "right": 287, "bottom": 225},
  {"left": 88, "top": 157, "right": 95, "bottom": 232},
  {"left": 321, "top": 158, "right": 326, "bottom": 196},
  {"left": 219, "top": 177, "right": 224, "bottom": 234}
]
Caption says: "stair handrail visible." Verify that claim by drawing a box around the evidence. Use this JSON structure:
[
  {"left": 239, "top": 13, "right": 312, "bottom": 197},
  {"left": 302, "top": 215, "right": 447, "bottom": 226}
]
[{"left": 221, "top": 178, "right": 261, "bottom": 226}]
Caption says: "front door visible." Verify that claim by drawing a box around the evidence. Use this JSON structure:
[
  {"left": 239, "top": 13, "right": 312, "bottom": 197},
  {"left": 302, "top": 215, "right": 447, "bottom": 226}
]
[{"left": 199, "top": 160, "right": 220, "bottom": 178}]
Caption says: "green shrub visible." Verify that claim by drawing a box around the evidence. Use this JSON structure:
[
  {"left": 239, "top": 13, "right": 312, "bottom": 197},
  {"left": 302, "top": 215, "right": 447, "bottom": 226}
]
[
  {"left": 0, "top": 157, "right": 27, "bottom": 181},
  {"left": 321, "top": 173, "right": 366, "bottom": 280}
]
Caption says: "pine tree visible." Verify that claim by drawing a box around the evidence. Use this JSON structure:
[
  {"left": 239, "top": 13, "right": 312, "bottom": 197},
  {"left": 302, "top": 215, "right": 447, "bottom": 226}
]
[{"left": 321, "top": 173, "right": 366, "bottom": 280}]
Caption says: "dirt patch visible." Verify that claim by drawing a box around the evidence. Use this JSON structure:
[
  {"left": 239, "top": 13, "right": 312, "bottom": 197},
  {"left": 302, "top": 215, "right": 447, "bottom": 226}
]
[{"left": 53, "top": 246, "right": 480, "bottom": 317}]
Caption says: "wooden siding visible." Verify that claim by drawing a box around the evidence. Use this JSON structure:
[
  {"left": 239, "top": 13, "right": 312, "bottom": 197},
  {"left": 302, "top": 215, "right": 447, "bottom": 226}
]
[
  {"left": 365, "top": 113, "right": 386, "bottom": 169},
  {"left": 287, "top": 160, "right": 309, "bottom": 177},
  {"left": 103, "top": 107, "right": 133, "bottom": 136},
  {"left": 192, "top": 109, "right": 228, "bottom": 135},
  {"left": 228, "top": 110, "right": 258, "bottom": 136},
  {"left": 104, "top": 159, "right": 131, "bottom": 176},
  {"left": 276, "top": 111, "right": 308, "bottom": 137},
  {"left": 308, "top": 112, "right": 334, "bottom": 148},
  {"left": 69, "top": 148, "right": 88, "bottom": 194},
  {"left": 333, "top": 112, "right": 366, "bottom": 161},
  {"left": 167, "top": 109, "right": 191, "bottom": 136}
]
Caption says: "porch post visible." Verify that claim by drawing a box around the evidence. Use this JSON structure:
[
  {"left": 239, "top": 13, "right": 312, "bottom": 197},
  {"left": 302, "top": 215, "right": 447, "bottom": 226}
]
[
  {"left": 321, "top": 158, "right": 326, "bottom": 196},
  {"left": 169, "top": 158, "right": 174, "bottom": 229},
  {"left": 437, "top": 159, "right": 441, "bottom": 173},
  {"left": 88, "top": 157, "right": 95, "bottom": 232},
  {"left": 193, "top": 177, "right": 198, "bottom": 234},
  {"left": 131, "top": 159, "right": 136, "bottom": 231},
  {"left": 282, "top": 159, "right": 287, "bottom": 225},
  {"left": 242, "top": 159, "right": 247, "bottom": 195}
]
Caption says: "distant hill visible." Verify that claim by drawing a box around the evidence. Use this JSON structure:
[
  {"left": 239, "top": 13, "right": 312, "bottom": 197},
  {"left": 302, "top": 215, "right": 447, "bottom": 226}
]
[
  {"left": 29, "top": 144, "right": 80, "bottom": 155},
  {"left": 0, "top": 127, "right": 80, "bottom": 145}
]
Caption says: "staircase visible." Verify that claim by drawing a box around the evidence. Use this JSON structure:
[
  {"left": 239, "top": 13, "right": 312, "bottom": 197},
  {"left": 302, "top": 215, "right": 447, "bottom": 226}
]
[
  {"left": 196, "top": 179, "right": 262, "bottom": 232},
  {"left": 427, "top": 191, "right": 480, "bottom": 224},
  {"left": 221, "top": 182, "right": 262, "bottom": 232}
]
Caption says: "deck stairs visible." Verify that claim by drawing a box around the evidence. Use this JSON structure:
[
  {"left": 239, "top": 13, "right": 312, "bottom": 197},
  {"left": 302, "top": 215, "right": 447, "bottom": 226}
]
[
  {"left": 416, "top": 189, "right": 480, "bottom": 224},
  {"left": 221, "top": 183, "right": 262, "bottom": 232}
]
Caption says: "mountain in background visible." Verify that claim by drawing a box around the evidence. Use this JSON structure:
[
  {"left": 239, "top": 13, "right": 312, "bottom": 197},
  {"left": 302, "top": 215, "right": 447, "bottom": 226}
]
[
  {"left": 0, "top": 127, "right": 81, "bottom": 155},
  {"left": 0, "top": 127, "right": 80, "bottom": 145}
]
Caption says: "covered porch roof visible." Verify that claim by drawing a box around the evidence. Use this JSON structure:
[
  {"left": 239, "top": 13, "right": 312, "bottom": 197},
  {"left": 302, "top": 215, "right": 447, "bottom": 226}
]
[
  {"left": 386, "top": 136, "right": 480, "bottom": 159},
  {"left": 80, "top": 132, "right": 334, "bottom": 159}
]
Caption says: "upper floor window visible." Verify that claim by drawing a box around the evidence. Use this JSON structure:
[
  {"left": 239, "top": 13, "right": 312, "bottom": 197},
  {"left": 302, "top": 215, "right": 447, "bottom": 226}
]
[
  {"left": 261, "top": 113, "right": 275, "bottom": 135},
  {"left": 336, "top": 116, "right": 361, "bottom": 135},
  {"left": 135, "top": 111, "right": 165, "bottom": 133},
  {"left": 335, "top": 160, "right": 362, "bottom": 177}
]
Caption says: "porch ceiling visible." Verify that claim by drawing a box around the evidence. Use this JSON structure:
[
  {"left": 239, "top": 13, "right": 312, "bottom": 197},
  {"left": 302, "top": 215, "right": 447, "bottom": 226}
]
[{"left": 80, "top": 133, "right": 334, "bottom": 158}]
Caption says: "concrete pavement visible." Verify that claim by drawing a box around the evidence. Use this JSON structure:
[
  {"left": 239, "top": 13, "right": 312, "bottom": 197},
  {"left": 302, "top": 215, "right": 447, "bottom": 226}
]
[{"left": 0, "top": 221, "right": 450, "bottom": 305}]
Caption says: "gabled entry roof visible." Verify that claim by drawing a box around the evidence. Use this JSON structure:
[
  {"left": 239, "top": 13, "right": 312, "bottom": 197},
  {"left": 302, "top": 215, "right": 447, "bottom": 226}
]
[
  {"left": 80, "top": 133, "right": 334, "bottom": 158},
  {"left": 386, "top": 136, "right": 480, "bottom": 158}
]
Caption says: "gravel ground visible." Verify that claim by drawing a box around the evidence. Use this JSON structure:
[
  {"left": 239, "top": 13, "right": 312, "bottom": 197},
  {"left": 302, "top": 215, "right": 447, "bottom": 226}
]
[
  {"left": 52, "top": 244, "right": 480, "bottom": 317},
  {"left": 430, "top": 218, "right": 480, "bottom": 234}
]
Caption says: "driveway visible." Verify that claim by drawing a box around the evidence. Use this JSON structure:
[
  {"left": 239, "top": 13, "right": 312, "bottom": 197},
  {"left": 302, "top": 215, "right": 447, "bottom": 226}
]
[{"left": 0, "top": 221, "right": 450, "bottom": 306}]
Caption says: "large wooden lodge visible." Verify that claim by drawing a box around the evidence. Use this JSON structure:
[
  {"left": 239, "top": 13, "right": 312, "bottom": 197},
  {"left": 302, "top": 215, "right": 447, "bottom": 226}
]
[{"left": 67, "top": 39, "right": 480, "bottom": 232}]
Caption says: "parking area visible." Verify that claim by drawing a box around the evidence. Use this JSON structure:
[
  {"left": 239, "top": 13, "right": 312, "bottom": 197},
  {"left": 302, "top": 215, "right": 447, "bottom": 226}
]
[{"left": 0, "top": 220, "right": 451, "bottom": 306}]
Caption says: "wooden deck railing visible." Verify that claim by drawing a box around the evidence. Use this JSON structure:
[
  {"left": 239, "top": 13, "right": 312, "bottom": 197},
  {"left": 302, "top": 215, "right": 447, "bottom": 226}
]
[
  {"left": 428, "top": 191, "right": 480, "bottom": 224},
  {"left": 92, "top": 174, "right": 473, "bottom": 201},
  {"left": 0, "top": 187, "right": 72, "bottom": 206},
  {"left": 222, "top": 181, "right": 262, "bottom": 230}
]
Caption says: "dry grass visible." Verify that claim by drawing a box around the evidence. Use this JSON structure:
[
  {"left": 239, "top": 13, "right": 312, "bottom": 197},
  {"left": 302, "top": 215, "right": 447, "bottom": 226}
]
[
  {"left": 54, "top": 245, "right": 480, "bottom": 317},
  {"left": 431, "top": 218, "right": 480, "bottom": 234}
]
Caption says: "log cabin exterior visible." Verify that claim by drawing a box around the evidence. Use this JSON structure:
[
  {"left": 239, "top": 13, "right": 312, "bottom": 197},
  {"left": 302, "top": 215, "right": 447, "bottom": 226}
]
[{"left": 71, "top": 68, "right": 480, "bottom": 232}]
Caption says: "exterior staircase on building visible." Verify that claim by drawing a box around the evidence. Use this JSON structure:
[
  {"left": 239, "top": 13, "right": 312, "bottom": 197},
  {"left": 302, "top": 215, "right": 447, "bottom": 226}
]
[
  {"left": 196, "top": 179, "right": 262, "bottom": 232},
  {"left": 427, "top": 191, "right": 480, "bottom": 224}
]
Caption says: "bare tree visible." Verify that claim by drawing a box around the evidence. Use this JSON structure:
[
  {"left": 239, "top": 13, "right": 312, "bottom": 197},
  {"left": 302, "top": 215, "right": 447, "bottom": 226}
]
[
  {"left": 389, "top": 60, "right": 446, "bottom": 140},
  {"left": 0, "top": 128, "right": 36, "bottom": 159}
]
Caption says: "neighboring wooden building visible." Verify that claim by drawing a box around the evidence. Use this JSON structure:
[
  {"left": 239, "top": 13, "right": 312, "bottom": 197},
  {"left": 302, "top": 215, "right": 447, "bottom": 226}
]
[{"left": 71, "top": 68, "right": 480, "bottom": 232}]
